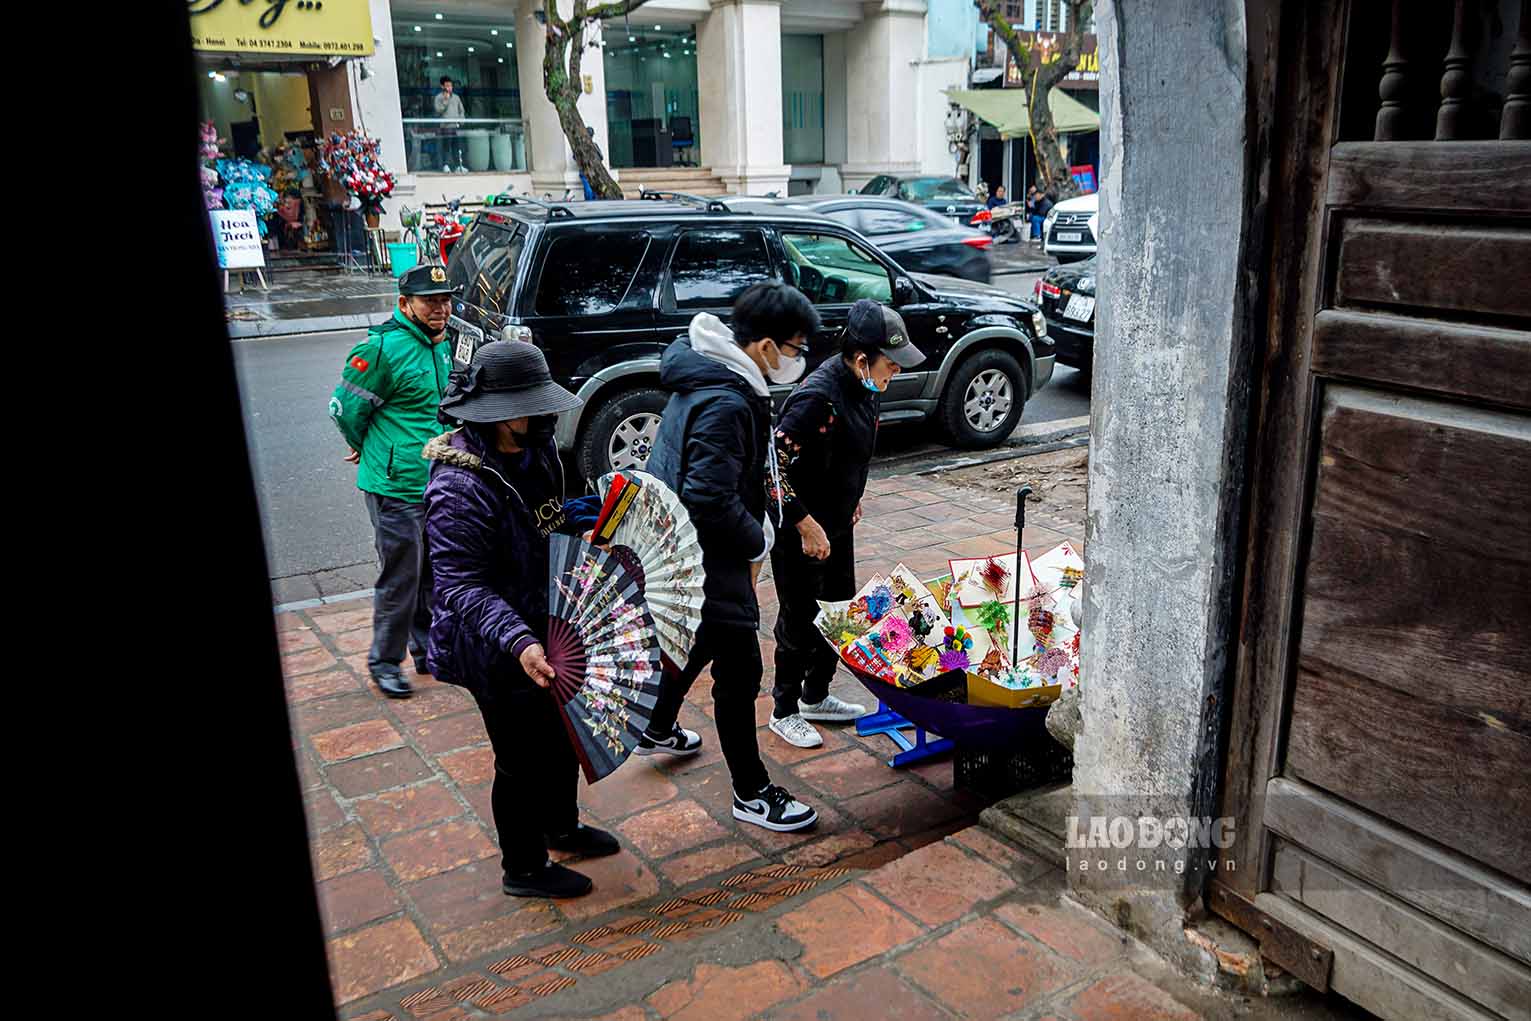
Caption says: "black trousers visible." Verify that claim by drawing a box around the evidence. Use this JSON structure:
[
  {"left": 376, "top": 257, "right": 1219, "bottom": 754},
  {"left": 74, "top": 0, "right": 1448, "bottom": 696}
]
[
  {"left": 647, "top": 622, "right": 770, "bottom": 798},
  {"left": 771, "top": 530, "right": 856, "bottom": 719},
  {"left": 472, "top": 686, "right": 579, "bottom": 876}
]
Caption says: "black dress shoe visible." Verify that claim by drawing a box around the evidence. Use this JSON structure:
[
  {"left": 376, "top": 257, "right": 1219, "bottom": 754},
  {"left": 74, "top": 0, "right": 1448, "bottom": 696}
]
[
  {"left": 372, "top": 671, "right": 413, "bottom": 699},
  {"left": 546, "top": 823, "right": 621, "bottom": 858},
  {"left": 503, "top": 861, "right": 593, "bottom": 899}
]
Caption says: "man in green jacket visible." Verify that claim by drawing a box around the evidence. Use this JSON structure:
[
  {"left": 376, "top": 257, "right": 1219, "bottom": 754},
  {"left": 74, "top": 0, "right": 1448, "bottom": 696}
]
[{"left": 329, "top": 265, "right": 456, "bottom": 698}]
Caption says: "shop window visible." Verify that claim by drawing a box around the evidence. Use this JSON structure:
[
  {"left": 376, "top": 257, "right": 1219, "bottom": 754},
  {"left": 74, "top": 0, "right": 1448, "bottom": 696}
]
[
  {"left": 392, "top": 6, "right": 525, "bottom": 174},
  {"left": 782, "top": 35, "right": 825, "bottom": 166},
  {"left": 603, "top": 28, "right": 701, "bottom": 169},
  {"left": 781, "top": 233, "right": 892, "bottom": 305},
  {"left": 669, "top": 230, "right": 773, "bottom": 310},
  {"left": 535, "top": 232, "right": 652, "bottom": 316}
]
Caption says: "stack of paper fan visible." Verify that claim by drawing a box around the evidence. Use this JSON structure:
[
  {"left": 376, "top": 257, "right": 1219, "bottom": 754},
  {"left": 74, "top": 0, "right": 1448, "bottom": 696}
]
[{"left": 594, "top": 470, "right": 706, "bottom": 671}]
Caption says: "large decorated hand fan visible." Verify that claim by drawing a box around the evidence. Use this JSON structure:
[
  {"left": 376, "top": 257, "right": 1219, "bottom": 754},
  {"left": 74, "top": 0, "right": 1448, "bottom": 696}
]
[
  {"left": 544, "top": 534, "right": 665, "bottom": 783},
  {"left": 595, "top": 470, "right": 706, "bottom": 670}
]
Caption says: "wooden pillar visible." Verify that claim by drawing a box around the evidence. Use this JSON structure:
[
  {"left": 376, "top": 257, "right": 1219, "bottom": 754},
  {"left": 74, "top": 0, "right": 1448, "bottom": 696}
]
[
  {"left": 1375, "top": 0, "right": 1411, "bottom": 140},
  {"left": 1435, "top": 0, "right": 1475, "bottom": 140},
  {"left": 1503, "top": 0, "right": 1530, "bottom": 139}
]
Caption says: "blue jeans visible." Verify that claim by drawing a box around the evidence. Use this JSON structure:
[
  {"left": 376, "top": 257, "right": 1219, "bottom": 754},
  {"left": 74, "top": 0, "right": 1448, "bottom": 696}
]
[
  {"left": 581, "top": 174, "right": 596, "bottom": 201},
  {"left": 1031, "top": 214, "right": 1044, "bottom": 239}
]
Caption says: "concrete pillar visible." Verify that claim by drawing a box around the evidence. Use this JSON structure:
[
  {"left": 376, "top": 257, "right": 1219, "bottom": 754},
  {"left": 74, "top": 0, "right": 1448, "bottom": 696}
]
[
  {"left": 1068, "top": 0, "right": 1254, "bottom": 980},
  {"left": 517, "top": 0, "right": 613, "bottom": 196},
  {"left": 841, "top": 0, "right": 926, "bottom": 191},
  {"left": 697, "top": 0, "right": 790, "bottom": 195}
]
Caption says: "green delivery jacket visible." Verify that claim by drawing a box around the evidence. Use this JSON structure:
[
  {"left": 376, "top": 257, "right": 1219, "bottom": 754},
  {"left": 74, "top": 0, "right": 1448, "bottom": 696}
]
[{"left": 329, "top": 309, "right": 453, "bottom": 503}]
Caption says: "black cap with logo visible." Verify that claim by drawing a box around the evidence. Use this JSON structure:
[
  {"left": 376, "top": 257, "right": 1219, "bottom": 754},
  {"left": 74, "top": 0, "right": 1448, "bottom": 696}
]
[
  {"left": 399, "top": 264, "right": 458, "bottom": 296},
  {"left": 845, "top": 299, "right": 926, "bottom": 369}
]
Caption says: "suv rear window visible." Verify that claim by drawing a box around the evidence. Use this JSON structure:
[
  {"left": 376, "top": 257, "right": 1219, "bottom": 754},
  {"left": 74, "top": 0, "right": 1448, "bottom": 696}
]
[
  {"left": 535, "top": 231, "right": 651, "bottom": 316},
  {"left": 670, "top": 229, "right": 773, "bottom": 310},
  {"left": 449, "top": 222, "right": 524, "bottom": 316}
]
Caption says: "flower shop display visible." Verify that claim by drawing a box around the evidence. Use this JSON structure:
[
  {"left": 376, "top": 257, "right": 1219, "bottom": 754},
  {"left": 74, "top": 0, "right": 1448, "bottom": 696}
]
[
  {"left": 198, "top": 121, "right": 223, "bottom": 210},
  {"left": 319, "top": 129, "right": 396, "bottom": 227},
  {"left": 216, "top": 158, "right": 279, "bottom": 237}
]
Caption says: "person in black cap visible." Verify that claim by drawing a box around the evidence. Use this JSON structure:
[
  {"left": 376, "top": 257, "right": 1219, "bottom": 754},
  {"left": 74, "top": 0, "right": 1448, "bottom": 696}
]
[
  {"left": 421, "top": 338, "right": 612, "bottom": 899},
  {"left": 767, "top": 299, "right": 925, "bottom": 749},
  {"left": 329, "top": 264, "right": 458, "bottom": 699}
]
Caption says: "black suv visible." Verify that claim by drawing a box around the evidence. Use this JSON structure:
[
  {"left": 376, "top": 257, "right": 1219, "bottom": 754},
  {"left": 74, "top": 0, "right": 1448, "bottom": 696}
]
[{"left": 444, "top": 195, "right": 1055, "bottom": 480}]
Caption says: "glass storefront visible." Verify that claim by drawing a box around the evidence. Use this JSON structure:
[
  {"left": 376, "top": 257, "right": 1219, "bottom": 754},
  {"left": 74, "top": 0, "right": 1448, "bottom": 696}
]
[
  {"left": 391, "top": 4, "right": 525, "bottom": 174},
  {"left": 603, "top": 27, "right": 700, "bottom": 169},
  {"left": 781, "top": 35, "right": 825, "bottom": 166}
]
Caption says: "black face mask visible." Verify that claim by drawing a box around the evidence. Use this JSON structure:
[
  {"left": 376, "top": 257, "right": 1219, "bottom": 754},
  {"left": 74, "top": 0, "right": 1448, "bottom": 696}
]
[{"left": 511, "top": 415, "right": 557, "bottom": 448}]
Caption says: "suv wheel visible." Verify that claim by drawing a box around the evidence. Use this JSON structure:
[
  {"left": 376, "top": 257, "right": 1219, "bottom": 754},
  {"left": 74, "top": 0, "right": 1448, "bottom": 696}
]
[
  {"left": 577, "top": 387, "right": 668, "bottom": 480},
  {"left": 940, "top": 349, "right": 1027, "bottom": 449}
]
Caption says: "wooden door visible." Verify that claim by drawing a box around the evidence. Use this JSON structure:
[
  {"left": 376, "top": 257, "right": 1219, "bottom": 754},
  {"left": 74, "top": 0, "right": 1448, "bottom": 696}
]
[{"left": 1217, "top": 2, "right": 1531, "bottom": 1018}]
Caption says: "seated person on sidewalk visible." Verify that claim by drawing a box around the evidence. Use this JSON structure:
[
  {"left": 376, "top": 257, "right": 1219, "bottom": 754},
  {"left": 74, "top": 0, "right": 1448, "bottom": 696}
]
[
  {"left": 328, "top": 265, "right": 456, "bottom": 700},
  {"left": 421, "top": 340, "right": 612, "bottom": 900},
  {"left": 639, "top": 282, "right": 821, "bottom": 834},
  {"left": 768, "top": 300, "right": 926, "bottom": 750}
]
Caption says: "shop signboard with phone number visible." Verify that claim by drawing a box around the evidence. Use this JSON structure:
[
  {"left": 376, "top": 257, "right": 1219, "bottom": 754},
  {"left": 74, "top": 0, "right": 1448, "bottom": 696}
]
[{"left": 187, "top": 0, "right": 375, "bottom": 57}]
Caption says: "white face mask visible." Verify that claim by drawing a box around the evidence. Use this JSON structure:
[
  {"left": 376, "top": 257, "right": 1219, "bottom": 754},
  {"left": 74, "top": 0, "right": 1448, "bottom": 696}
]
[{"left": 766, "top": 344, "right": 806, "bottom": 385}]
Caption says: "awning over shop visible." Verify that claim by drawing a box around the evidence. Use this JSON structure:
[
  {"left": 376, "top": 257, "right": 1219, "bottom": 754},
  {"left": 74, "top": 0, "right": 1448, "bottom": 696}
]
[{"left": 945, "top": 87, "right": 1100, "bottom": 138}]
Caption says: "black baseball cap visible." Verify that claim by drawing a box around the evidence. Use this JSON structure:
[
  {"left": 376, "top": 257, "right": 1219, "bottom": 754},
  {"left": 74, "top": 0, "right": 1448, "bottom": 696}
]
[
  {"left": 846, "top": 300, "right": 925, "bottom": 369},
  {"left": 399, "top": 264, "right": 457, "bottom": 296}
]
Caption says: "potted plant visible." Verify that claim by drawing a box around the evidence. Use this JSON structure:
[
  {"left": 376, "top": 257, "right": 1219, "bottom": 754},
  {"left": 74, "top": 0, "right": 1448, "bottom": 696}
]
[{"left": 319, "top": 129, "right": 395, "bottom": 229}]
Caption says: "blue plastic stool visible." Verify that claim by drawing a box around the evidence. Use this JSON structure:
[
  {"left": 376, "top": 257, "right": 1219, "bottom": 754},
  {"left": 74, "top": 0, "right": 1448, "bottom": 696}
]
[{"left": 857, "top": 699, "right": 955, "bottom": 768}]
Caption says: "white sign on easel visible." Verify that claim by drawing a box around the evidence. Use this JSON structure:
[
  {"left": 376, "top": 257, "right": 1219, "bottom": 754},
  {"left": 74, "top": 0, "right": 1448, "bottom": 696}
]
[{"left": 211, "top": 209, "right": 269, "bottom": 291}]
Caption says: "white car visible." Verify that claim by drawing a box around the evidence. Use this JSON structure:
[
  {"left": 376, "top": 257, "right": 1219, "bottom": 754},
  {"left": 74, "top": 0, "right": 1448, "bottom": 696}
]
[{"left": 1043, "top": 192, "right": 1098, "bottom": 263}]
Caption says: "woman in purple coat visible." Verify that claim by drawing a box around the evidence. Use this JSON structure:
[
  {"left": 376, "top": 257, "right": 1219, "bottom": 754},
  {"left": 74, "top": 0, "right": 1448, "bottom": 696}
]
[{"left": 422, "top": 340, "right": 611, "bottom": 899}]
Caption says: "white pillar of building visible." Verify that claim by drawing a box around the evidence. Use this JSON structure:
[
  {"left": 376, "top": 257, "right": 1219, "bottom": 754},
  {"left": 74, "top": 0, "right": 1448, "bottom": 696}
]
[
  {"left": 353, "top": 0, "right": 409, "bottom": 221},
  {"left": 697, "top": 0, "right": 790, "bottom": 195},
  {"left": 517, "top": 0, "right": 613, "bottom": 197},
  {"left": 842, "top": 0, "right": 926, "bottom": 192}
]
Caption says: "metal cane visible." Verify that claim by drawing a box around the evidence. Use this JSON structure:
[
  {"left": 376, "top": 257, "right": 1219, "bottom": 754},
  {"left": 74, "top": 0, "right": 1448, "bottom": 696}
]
[{"left": 1013, "top": 484, "right": 1033, "bottom": 665}]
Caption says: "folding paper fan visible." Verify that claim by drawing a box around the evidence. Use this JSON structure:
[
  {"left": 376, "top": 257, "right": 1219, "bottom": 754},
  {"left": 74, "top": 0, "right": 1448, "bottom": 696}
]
[
  {"left": 597, "top": 470, "right": 707, "bottom": 671},
  {"left": 545, "top": 534, "right": 664, "bottom": 783}
]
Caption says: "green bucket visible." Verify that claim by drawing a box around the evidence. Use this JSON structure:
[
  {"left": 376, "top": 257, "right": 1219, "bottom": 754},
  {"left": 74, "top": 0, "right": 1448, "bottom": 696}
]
[{"left": 387, "top": 243, "right": 418, "bottom": 277}]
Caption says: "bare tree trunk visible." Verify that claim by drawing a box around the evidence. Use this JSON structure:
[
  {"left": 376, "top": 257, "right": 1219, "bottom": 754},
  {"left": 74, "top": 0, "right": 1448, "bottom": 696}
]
[
  {"left": 1027, "top": 58, "right": 1082, "bottom": 200},
  {"left": 975, "top": 0, "right": 1092, "bottom": 199},
  {"left": 542, "top": 0, "right": 648, "bottom": 200}
]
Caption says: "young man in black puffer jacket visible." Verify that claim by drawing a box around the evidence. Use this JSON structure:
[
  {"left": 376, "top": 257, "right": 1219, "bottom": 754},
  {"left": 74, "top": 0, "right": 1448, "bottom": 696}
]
[{"left": 640, "top": 282, "right": 823, "bottom": 833}]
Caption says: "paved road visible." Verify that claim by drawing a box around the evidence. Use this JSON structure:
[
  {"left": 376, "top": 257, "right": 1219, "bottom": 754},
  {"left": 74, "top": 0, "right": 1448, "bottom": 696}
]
[{"left": 235, "top": 268, "right": 1085, "bottom": 600}]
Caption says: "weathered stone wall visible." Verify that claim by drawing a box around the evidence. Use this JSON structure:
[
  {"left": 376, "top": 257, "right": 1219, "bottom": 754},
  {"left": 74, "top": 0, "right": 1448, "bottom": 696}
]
[{"left": 1070, "top": 0, "right": 1256, "bottom": 979}]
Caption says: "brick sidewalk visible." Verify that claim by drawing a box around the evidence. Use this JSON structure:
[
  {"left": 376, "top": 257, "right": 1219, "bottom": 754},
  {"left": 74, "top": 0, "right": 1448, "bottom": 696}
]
[{"left": 281, "top": 466, "right": 1166, "bottom": 1018}]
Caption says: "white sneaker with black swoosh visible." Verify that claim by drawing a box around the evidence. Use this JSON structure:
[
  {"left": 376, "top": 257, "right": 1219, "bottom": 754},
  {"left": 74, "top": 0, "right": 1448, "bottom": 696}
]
[
  {"left": 635, "top": 723, "right": 703, "bottom": 757},
  {"left": 733, "top": 784, "right": 818, "bottom": 832}
]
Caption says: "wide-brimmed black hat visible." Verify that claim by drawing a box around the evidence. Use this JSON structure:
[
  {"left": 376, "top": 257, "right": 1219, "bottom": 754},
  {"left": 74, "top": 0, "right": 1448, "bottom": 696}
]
[
  {"left": 846, "top": 299, "right": 925, "bottom": 369},
  {"left": 438, "top": 340, "right": 582, "bottom": 423}
]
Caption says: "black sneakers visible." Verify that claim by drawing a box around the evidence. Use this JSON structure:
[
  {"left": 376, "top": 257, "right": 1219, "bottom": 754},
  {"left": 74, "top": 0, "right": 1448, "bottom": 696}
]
[
  {"left": 546, "top": 824, "right": 621, "bottom": 858},
  {"left": 503, "top": 861, "right": 593, "bottom": 899},
  {"left": 636, "top": 723, "right": 703, "bottom": 757},
  {"left": 733, "top": 784, "right": 818, "bottom": 833}
]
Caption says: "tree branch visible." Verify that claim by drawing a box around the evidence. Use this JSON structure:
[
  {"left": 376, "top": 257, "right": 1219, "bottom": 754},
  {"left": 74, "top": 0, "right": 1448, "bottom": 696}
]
[{"left": 586, "top": 0, "right": 652, "bottom": 21}]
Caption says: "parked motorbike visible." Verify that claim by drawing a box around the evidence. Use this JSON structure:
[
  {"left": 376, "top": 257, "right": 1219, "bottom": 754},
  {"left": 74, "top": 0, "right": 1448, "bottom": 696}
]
[
  {"left": 427, "top": 196, "right": 472, "bottom": 265},
  {"left": 970, "top": 204, "right": 1024, "bottom": 245}
]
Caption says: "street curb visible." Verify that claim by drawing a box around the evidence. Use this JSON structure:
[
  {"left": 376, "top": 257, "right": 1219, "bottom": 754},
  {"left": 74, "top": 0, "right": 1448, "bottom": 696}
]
[
  {"left": 229, "top": 312, "right": 387, "bottom": 340},
  {"left": 274, "top": 587, "right": 375, "bottom": 614}
]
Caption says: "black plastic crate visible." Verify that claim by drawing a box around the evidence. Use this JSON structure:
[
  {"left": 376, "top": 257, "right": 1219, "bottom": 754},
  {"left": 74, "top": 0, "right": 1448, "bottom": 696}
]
[{"left": 954, "top": 742, "right": 1074, "bottom": 802}]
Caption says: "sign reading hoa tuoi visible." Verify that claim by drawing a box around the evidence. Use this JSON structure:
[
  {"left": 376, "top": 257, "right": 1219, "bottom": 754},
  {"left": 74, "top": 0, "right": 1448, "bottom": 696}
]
[
  {"left": 187, "top": 0, "right": 375, "bottom": 57},
  {"left": 211, "top": 210, "right": 266, "bottom": 270}
]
